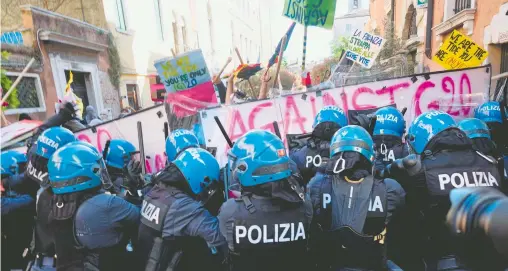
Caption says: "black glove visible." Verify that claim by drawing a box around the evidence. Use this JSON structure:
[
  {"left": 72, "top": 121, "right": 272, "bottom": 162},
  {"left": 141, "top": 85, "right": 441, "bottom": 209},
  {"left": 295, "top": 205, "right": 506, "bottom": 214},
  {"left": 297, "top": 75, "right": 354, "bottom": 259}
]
[
  {"left": 381, "top": 154, "right": 420, "bottom": 178},
  {"left": 59, "top": 102, "right": 78, "bottom": 119},
  {"left": 123, "top": 160, "right": 142, "bottom": 192}
]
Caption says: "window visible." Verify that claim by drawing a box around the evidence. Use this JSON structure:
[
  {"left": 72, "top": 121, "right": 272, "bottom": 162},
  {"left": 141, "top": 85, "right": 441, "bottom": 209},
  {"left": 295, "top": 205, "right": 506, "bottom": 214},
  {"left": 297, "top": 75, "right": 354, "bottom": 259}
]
[
  {"left": 126, "top": 84, "right": 139, "bottom": 110},
  {"left": 501, "top": 44, "right": 508, "bottom": 74},
  {"left": 154, "top": 0, "right": 164, "bottom": 40},
  {"left": 115, "top": 0, "right": 127, "bottom": 31},
  {"left": 454, "top": 0, "right": 471, "bottom": 14},
  {"left": 4, "top": 72, "right": 45, "bottom": 114},
  {"left": 408, "top": 9, "right": 417, "bottom": 38},
  {"left": 353, "top": 0, "right": 359, "bottom": 9},
  {"left": 346, "top": 24, "right": 352, "bottom": 33}
]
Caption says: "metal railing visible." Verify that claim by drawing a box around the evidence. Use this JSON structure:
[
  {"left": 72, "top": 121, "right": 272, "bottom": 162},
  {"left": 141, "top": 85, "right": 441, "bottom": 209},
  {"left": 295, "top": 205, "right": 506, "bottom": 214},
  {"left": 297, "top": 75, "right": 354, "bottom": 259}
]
[{"left": 454, "top": 0, "right": 471, "bottom": 14}]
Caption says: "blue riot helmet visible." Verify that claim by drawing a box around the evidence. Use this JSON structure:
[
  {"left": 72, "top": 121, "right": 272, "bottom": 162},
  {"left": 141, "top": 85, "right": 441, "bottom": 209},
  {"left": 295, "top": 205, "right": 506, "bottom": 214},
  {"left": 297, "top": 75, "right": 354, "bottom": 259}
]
[
  {"left": 165, "top": 129, "right": 200, "bottom": 161},
  {"left": 172, "top": 147, "right": 220, "bottom": 196},
  {"left": 192, "top": 123, "right": 206, "bottom": 146},
  {"left": 229, "top": 130, "right": 291, "bottom": 187},
  {"left": 1, "top": 150, "right": 27, "bottom": 177},
  {"left": 66, "top": 141, "right": 101, "bottom": 156},
  {"left": 104, "top": 139, "right": 137, "bottom": 169},
  {"left": 406, "top": 110, "right": 457, "bottom": 154},
  {"left": 458, "top": 118, "right": 491, "bottom": 139},
  {"left": 330, "top": 125, "right": 375, "bottom": 162},
  {"left": 48, "top": 144, "right": 109, "bottom": 194},
  {"left": 475, "top": 101, "right": 504, "bottom": 124},
  {"left": 35, "top": 127, "right": 77, "bottom": 159},
  {"left": 373, "top": 107, "right": 406, "bottom": 137},
  {"left": 312, "top": 106, "right": 348, "bottom": 140}
]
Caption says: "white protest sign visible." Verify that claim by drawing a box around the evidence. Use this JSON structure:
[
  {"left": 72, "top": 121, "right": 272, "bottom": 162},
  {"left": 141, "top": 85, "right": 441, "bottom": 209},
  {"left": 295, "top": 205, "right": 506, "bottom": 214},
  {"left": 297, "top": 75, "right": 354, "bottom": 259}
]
[
  {"left": 75, "top": 105, "right": 168, "bottom": 174},
  {"left": 345, "top": 29, "right": 386, "bottom": 68},
  {"left": 200, "top": 66, "right": 490, "bottom": 166}
]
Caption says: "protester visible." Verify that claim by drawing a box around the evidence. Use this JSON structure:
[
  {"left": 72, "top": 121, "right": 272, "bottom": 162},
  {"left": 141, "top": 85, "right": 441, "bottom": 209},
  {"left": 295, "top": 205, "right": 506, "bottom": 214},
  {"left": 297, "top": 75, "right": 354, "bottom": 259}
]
[
  {"left": 137, "top": 148, "right": 225, "bottom": 271},
  {"left": 218, "top": 130, "right": 312, "bottom": 271},
  {"left": 290, "top": 105, "right": 348, "bottom": 184},
  {"left": 307, "top": 125, "right": 405, "bottom": 270},
  {"left": 381, "top": 110, "right": 502, "bottom": 270},
  {"left": 46, "top": 143, "right": 140, "bottom": 270}
]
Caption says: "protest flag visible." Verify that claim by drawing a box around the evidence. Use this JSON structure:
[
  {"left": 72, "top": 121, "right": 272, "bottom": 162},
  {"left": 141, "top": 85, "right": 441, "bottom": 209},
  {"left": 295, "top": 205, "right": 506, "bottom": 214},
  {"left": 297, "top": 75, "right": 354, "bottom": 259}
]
[{"left": 267, "top": 22, "right": 296, "bottom": 69}]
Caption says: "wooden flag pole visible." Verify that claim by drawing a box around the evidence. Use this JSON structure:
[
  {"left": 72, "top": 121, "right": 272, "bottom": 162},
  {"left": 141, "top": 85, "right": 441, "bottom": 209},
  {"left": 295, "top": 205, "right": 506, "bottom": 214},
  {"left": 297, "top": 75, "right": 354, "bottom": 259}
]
[
  {"left": 234, "top": 47, "right": 255, "bottom": 93},
  {"left": 214, "top": 57, "right": 232, "bottom": 84},
  {"left": 273, "top": 36, "right": 287, "bottom": 89},
  {"left": 301, "top": 26, "right": 308, "bottom": 72}
]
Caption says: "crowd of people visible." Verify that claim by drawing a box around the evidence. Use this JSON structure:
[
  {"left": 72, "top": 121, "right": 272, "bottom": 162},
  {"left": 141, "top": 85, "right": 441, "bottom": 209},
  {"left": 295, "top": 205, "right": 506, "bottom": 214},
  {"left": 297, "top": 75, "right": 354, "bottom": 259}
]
[{"left": 1, "top": 98, "right": 508, "bottom": 271}]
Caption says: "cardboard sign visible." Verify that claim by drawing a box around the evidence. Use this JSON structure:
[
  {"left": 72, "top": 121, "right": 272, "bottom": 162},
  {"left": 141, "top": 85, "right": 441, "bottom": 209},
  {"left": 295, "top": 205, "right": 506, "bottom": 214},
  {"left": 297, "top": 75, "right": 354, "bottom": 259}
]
[
  {"left": 154, "top": 49, "right": 212, "bottom": 93},
  {"left": 345, "top": 29, "right": 386, "bottom": 68},
  {"left": 282, "top": 0, "right": 336, "bottom": 29},
  {"left": 433, "top": 30, "right": 489, "bottom": 70},
  {"left": 200, "top": 66, "right": 490, "bottom": 166}
]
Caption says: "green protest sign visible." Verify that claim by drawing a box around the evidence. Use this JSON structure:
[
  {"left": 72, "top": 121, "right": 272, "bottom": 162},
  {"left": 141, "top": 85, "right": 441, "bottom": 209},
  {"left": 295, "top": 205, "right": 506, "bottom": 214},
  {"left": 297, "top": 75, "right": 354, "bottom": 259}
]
[
  {"left": 417, "top": 0, "right": 427, "bottom": 7},
  {"left": 282, "top": 0, "right": 336, "bottom": 29}
]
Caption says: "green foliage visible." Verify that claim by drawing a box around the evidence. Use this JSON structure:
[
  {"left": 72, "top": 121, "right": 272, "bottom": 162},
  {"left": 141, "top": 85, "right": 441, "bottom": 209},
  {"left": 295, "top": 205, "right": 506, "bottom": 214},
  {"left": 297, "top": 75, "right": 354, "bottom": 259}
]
[
  {"left": 1, "top": 51, "right": 20, "bottom": 109},
  {"left": 107, "top": 33, "right": 121, "bottom": 89},
  {"left": 311, "top": 57, "right": 341, "bottom": 83},
  {"left": 330, "top": 36, "right": 350, "bottom": 59}
]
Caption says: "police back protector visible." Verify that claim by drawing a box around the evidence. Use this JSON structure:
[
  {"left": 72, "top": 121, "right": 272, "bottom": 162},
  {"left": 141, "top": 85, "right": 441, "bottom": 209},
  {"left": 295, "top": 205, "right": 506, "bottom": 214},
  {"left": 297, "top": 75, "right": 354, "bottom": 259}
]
[
  {"left": 421, "top": 148, "right": 501, "bottom": 263},
  {"left": 229, "top": 193, "right": 309, "bottom": 271},
  {"left": 315, "top": 174, "right": 388, "bottom": 270}
]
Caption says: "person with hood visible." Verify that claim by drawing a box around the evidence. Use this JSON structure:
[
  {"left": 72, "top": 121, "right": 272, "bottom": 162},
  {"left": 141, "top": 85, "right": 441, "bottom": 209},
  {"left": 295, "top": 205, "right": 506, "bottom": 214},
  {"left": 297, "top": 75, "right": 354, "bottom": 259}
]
[
  {"left": 218, "top": 130, "right": 312, "bottom": 271},
  {"left": 381, "top": 110, "right": 502, "bottom": 270},
  {"left": 84, "top": 105, "right": 102, "bottom": 126},
  {"left": 290, "top": 106, "right": 348, "bottom": 184},
  {"left": 307, "top": 125, "right": 405, "bottom": 270}
]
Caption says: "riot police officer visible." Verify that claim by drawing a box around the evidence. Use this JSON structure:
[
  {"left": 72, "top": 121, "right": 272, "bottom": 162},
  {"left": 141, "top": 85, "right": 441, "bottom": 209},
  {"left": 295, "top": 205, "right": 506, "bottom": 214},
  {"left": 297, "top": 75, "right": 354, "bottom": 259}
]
[
  {"left": 1, "top": 150, "right": 34, "bottom": 270},
  {"left": 104, "top": 138, "right": 144, "bottom": 197},
  {"left": 46, "top": 143, "right": 140, "bottom": 270},
  {"left": 475, "top": 101, "right": 507, "bottom": 180},
  {"left": 218, "top": 130, "right": 313, "bottom": 271},
  {"left": 165, "top": 129, "right": 200, "bottom": 161},
  {"left": 372, "top": 106, "right": 408, "bottom": 173},
  {"left": 290, "top": 106, "right": 348, "bottom": 184},
  {"left": 382, "top": 110, "right": 503, "bottom": 270},
  {"left": 138, "top": 148, "right": 225, "bottom": 271},
  {"left": 458, "top": 118, "right": 505, "bottom": 189},
  {"left": 307, "top": 125, "right": 405, "bottom": 270}
]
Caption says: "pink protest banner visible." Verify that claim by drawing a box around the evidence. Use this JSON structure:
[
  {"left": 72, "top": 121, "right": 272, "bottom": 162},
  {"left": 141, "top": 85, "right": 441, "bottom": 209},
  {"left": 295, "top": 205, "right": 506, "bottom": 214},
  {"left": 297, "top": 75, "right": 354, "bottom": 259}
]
[
  {"left": 200, "top": 66, "right": 491, "bottom": 166},
  {"left": 166, "top": 81, "right": 218, "bottom": 118}
]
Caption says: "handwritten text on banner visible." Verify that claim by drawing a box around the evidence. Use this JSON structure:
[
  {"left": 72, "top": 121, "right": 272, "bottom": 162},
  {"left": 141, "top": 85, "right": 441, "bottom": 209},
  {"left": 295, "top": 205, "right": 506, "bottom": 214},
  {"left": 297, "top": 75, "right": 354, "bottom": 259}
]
[
  {"left": 154, "top": 49, "right": 211, "bottom": 93},
  {"left": 200, "top": 66, "right": 490, "bottom": 166},
  {"left": 345, "top": 29, "right": 385, "bottom": 69},
  {"left": 282, "top": 0, "right": 336, "bottom": 29},
  {"left": 433, "top": 30, "right": 489, "bottom": 70}
]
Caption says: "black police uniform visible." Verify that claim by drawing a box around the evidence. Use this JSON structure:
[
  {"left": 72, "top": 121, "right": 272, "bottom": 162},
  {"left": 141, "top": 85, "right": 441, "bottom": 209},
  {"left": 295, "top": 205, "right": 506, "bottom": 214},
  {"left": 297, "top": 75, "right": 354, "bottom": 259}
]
[
  {"left": 290, "top": 138, "right": 331, "bottom": 184},
  {"left": 137, "top": 166, "right": 225, "bottom": 271},
  {"left": 373, "top": 135, "right": 409, "bottom": 174},
  {"left": 218, "top": 175, "right": 313, "bottom": 271},
  {"left": 307, "top": 155, "right": 405, "bottom": 270},
  {"left": 385, "top": 129, "right": 502, "bottom": 270}
]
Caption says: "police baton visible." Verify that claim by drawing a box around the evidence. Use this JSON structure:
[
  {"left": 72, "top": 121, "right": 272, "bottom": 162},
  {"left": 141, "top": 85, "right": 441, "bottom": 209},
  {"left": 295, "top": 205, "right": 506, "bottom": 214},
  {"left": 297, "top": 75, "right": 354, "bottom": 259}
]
[
  {"left": 367, "top": 115, "right": 378, "bottom": 135},
  {"left": 273, "top": 121, "right": 282, "bottom": 139},
  {"left": 214, "top": 116, "right": 233, "bottom": 147},
  {"left": 137, "top": 121, "right": 147, "bottom": 175},
  {"left": 401, "top": 107, "right": 407, "bottom": 116}
]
